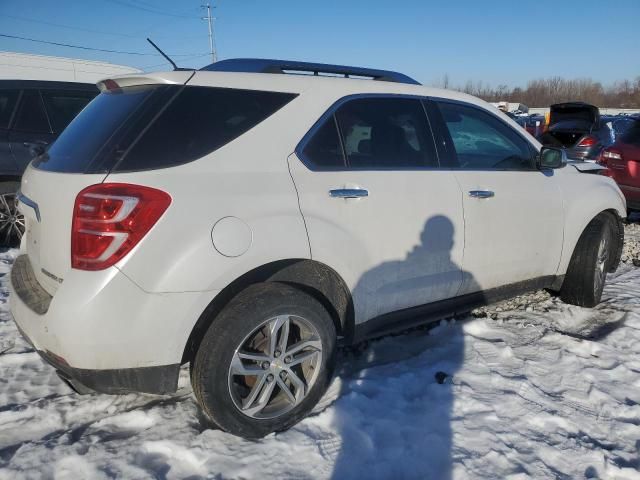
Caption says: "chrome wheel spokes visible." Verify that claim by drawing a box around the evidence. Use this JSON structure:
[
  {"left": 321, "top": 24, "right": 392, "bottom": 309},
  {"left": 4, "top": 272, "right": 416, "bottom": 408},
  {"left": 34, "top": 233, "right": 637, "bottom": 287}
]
[
  {"left": 595, "top": 235, "right": 608, "bottom": 291},
  {"left": 0, "top": 192, "right": 24, "bottom": 246},
  {"left": 228, "top": 314, "right": 323, "bottom": 419}
]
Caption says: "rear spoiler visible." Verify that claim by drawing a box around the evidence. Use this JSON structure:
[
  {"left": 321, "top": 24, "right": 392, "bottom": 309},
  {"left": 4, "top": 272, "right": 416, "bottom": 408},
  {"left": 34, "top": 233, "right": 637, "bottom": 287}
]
[{"left": 96, "top": 71, "right": 195, "bottom": 92}]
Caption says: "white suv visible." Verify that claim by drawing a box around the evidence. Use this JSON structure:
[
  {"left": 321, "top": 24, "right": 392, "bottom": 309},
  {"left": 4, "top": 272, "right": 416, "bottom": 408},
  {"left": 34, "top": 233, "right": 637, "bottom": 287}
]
[{"left": 9, "top": 59, "right": 625, "bottom": 438}]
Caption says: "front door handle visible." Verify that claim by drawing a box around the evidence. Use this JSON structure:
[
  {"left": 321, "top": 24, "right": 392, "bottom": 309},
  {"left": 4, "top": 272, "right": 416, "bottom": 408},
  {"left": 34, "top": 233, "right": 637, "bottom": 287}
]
[
  {"left": 329, "top": 188, "right": 369, "bottom": 199},
  {"left": 468, "top": 190, "right": 495, "bottom": 199}
]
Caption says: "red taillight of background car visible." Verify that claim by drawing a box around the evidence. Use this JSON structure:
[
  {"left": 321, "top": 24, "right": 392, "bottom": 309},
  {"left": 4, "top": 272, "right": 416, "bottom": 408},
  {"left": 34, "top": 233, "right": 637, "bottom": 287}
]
[
  {"left": 72, "top": 183, "right": 171, "bottom": 271},
  {"left": 598, "top": 148, "right": 623, "bottom": 167},
  {"left": 577, "top": 136, "right": 597, "bottom": 147}
]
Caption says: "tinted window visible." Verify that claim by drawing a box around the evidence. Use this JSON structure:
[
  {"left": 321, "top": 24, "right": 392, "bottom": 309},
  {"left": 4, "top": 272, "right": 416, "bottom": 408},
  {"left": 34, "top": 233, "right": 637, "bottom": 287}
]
[
  {"left": 335, "top": 97, "right": 437, "bottom": 169},
  {"left": 12, "top": 90, "right": 50, "bottom": 133},
  {"left": 300, "top": 117, "right": 345, "bottom": 169},
  {"left": 118, "top": 86, "right": 296, "bottom": 171},
  {"left": 34, "top": 85, "right": 162, "bottom": 173},
  {"left": 0, "top": 89, "right": 19, "bottom": 129},
  {"left": 437, "top": 101, "right": 534, "bottom": 170},
  {"left": 34, "top": 86, "right": 296, "bottom": 173},
  {"left": 41, "top": 90, "right": 96, "bottom": 133}
]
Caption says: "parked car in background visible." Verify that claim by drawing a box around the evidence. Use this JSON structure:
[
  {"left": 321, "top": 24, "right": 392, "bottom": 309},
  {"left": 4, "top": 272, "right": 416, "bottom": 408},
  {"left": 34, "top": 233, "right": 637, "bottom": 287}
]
[
  {"left": 9, "top": 59, "right": 626, "bottom": 438},
  {"left": 537, "top": 102, "right": 612, "bottom": 161},
  {"left": 599, "top": 117, "right": 640, "bottom": 214},
  {"left": 0, "top": 80, "right": 98, "bottom": 245},
  {"left": 0, "top": 52, "right": 141, "bottom": 247}
]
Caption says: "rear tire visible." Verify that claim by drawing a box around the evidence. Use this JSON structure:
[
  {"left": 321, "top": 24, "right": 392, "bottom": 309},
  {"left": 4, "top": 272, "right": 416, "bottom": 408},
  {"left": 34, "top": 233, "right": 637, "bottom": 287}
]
[
  {"left": 560, "top": 213, "right": 617, "bottom": 308},
  {"left": 0, "top": 181, "right": 24, "bottom": 248},
  {"left": 191, "top": 283, "right": 336, "bottom": 438}
]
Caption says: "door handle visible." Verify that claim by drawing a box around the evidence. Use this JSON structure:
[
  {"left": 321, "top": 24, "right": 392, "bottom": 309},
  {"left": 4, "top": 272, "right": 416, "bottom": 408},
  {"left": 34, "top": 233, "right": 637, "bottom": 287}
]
[
  {"left": 468, "top": 190, "right": 495, "bottom": 199},
  {"left": 329, "top": 188, "right": 369, "bottom": 199}
]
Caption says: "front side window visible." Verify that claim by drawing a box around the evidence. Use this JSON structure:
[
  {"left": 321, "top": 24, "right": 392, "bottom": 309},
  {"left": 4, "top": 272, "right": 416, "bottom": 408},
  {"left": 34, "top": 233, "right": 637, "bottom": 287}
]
[
  {"left": 12, "top": 90, "right": 50, "bottom": 133},
  {"left": 0, "top": 89, "right": 20, "bottom": 129},
  {"left": 436, "top": 101, "right": 534, "bottom": 170},
  {"left": 41, "top": 89, "right": 96, "bottom": 133},
  {"left": 335, "top": 97, "right": 437, "bottom": 169}
]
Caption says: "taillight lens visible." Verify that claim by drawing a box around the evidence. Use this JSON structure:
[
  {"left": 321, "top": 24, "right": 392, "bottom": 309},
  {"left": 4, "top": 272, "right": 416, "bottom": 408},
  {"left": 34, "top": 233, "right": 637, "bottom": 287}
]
[
  {"left": 72, "top": 183, "right": 171, "bottom": 271},
  {"left": 577, "top": 136, "right": 597, "bottom": 147},
  {"left": 598, "top": 148, "right": 623, "bottom": 167}
]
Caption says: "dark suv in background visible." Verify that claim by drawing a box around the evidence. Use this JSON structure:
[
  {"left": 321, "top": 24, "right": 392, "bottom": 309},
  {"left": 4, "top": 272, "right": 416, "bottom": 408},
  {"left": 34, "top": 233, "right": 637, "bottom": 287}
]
[{"left": 0, "top": 80, "right": 97, "bottom": 246}]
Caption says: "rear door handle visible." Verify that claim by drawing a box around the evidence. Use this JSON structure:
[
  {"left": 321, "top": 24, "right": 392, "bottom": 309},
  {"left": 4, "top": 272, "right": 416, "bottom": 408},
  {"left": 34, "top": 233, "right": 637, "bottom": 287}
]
[
  {"left": 468, "top": 190, "right": 495, "bottom": 199},
  {"left": 329, "top": 188, "right": 369, "bottom": 199}
]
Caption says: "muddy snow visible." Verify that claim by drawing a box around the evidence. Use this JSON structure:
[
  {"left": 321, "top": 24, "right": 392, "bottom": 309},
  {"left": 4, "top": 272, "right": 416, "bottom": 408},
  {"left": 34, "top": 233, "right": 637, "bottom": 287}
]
[{"left": 0, "top": 225, "right": 640, "bottom": 479}]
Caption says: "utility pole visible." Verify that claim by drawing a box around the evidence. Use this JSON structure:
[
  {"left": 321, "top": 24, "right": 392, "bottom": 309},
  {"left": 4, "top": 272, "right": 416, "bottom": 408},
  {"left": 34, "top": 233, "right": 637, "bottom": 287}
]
[{"left": 201, "top": 2, "right": 217, "bottom": 63}]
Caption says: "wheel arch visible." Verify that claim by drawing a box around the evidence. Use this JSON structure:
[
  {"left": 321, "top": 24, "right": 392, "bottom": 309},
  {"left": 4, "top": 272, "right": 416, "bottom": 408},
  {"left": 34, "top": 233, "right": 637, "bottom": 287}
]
[
  {"left": 555, "top": 207, "right": 624, "bottom": 289},
  {"left": 181, "top": 259, "right": 354, "bottom": 364}
]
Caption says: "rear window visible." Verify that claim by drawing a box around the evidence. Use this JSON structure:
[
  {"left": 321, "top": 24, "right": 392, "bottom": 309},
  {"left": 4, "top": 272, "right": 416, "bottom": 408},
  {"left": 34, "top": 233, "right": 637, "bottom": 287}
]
[{"left": 33, "top": 85, "right": 297, "bottom": 173}]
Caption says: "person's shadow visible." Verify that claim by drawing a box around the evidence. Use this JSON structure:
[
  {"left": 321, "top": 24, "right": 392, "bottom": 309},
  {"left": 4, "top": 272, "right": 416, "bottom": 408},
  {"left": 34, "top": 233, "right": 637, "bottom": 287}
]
[{"left": 328, "top": 215, "right": 483, "bottom": 479}]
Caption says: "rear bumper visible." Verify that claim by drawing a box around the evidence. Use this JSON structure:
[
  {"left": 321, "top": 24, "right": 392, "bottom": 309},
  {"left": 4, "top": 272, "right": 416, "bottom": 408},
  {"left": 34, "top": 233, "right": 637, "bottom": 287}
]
[
  {"left": 566, "top": 145, "right": 603, "bottom": 161},
  {"left": 9, "top": 254, "right": 215, "bottom": 394},
  {"left": 24, "top": 332, "right": 179, "bottom": 395}
]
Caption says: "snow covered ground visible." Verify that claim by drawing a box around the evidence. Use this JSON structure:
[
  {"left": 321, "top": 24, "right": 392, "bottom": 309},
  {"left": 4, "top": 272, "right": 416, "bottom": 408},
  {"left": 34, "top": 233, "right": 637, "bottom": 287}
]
[{"left": 0, "top": 246, "right": 639, "bottom": 479}]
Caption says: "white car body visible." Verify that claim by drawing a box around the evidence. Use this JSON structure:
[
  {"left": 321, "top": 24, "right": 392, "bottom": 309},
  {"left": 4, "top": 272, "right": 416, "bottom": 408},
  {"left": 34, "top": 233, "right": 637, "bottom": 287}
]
[{"left": 9, "top": 63, "right": 626, "bottom": 396}]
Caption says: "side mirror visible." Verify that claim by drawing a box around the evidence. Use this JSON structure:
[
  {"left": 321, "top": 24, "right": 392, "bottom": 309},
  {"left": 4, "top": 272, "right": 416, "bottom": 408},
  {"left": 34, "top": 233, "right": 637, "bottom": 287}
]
[
  {"left": 538, "top": 146, "right": 566, "bottom": 169},
  {"left": 23, "top": 141, "right": 48, "bottom": 158}
]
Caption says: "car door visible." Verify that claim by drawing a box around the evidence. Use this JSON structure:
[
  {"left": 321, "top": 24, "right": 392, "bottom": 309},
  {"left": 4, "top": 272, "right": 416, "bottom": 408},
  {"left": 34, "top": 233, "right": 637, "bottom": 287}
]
[
  {"left": 7, "top": 89, "right": 55, "bottom": 172},
  {"left": 427, "top": 99, "right": 564, "bottom": 294},
  {"left": 0, "top": 88, "right": 21, "bottom": 174},
  {"left": 289, "top": 96, "right": 465, "bottom": 325}
]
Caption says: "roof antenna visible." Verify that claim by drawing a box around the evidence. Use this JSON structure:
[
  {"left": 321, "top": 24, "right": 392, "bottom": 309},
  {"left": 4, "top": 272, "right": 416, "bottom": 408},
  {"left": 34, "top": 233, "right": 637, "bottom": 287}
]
[{"left": 147, "top": 38, "right": 179, "bottom": 71}]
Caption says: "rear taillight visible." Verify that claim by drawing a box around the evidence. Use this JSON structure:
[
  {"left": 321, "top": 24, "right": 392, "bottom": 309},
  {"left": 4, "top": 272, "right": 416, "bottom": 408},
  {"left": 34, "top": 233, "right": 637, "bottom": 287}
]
[
  {"left": 598, "top": 148, "right": 623, "bottom": 167},
  {"left": 72, "top": 183, "right": 171, "bottom": 271},
  {"left": 577, "top": 136, "right": 597, "bottom": 147}
]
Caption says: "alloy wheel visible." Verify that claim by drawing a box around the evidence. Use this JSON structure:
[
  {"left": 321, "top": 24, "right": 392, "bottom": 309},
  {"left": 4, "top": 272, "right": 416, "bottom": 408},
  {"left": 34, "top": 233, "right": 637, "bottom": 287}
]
[
  {"left": 0, "top": 192, "right": 24, "bottom": 247},
  {"left": 228, "top": 314, "right": 323, "bottom": 419}
]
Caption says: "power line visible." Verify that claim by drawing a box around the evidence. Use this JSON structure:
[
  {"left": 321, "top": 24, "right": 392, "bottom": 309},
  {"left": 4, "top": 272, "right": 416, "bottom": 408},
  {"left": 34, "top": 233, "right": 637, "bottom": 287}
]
[
  {"left": 102, "top": 0, "right": 198, "bottom": 19},
  {"left": 0, "top": 33, "right": 205, "bottom": 57},
  {"left": 2, "top": 14, "right": 140, "bottom": 38},
  {"left": 3, "top": 13, "right": 207, "bottom": 41}
]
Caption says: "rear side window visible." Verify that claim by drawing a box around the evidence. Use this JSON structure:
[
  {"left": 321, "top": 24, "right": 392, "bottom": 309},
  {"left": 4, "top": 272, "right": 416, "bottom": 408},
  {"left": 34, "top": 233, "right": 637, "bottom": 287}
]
[
  {"left": 34, "top": 86, "right": 296, "bottom": 173},
  {"left": 12, "top": 90, "right": 50, "bottom": 133},
  {"left": 436, "top": 101, "right": 534, "bottom": 170},
  {"left": 41, "top": 89, "right": 96, "bottom": 133},
  {"left": 117, "top": 87, "right": 296, "bottom": 172},
  {"left": 0, "top": 89, "right": 20, "bottom": 129},
  {"left": 336, "top": 97, "right": 437, "bottom": 169}
]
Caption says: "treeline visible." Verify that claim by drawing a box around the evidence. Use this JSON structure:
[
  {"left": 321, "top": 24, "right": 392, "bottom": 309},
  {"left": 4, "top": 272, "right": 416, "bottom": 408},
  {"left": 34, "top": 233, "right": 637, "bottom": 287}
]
[{"left": 435, "top": 75, "right": 640, "bottom": 108}]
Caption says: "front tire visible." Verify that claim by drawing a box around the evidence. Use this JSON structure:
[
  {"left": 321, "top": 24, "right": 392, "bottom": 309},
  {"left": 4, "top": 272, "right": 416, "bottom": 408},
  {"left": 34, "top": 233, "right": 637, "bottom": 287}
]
[
  {"left": 560, "top": 213, "right": 618, "bottom": 308},
  {"left": 192, "top": 283, "right": 336, "bottom": 438}
]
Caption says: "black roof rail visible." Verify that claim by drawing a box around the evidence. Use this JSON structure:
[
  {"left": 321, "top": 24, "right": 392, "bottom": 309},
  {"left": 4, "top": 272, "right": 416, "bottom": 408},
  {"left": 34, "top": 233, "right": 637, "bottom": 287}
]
[{"left": 200, "top": 58, "right": 421, "bottom": 85}]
